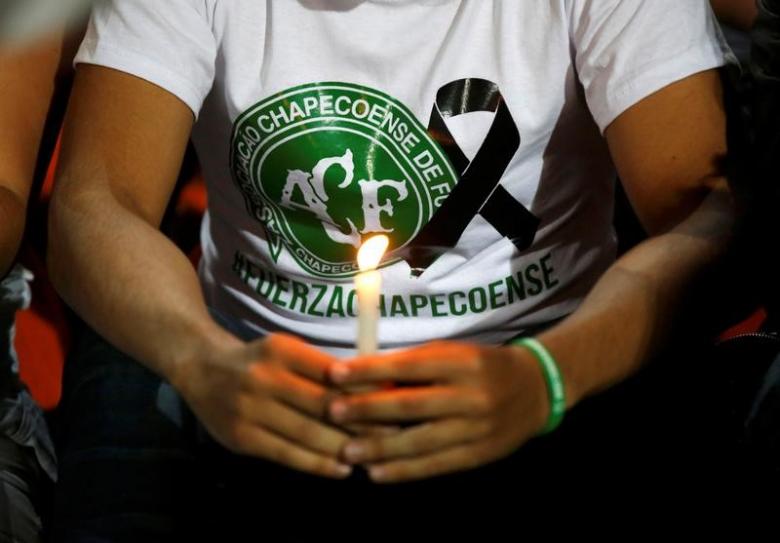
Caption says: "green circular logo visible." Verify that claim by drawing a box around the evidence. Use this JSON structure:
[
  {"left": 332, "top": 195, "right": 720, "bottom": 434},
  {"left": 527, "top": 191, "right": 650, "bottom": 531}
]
[{"left": 230, "top": 82, "right": 458, "bottom": 278}]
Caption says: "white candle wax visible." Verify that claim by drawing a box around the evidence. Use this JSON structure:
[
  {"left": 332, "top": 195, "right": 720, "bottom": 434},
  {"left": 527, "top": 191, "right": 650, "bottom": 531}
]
[{"left": 355, "top": 269, "right": 381, "bottom": 355}]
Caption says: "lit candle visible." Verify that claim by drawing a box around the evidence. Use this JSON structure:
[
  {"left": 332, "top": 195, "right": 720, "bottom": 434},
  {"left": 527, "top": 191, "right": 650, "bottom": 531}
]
[{"left": 355, "top": 235, "right": 389, "bottom": 355}]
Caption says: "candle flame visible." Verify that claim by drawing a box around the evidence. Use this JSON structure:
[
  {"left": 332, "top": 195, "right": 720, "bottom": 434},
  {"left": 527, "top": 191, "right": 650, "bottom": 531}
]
[{"left": 357, "top": 235, "right": 389, "bottom": 272}]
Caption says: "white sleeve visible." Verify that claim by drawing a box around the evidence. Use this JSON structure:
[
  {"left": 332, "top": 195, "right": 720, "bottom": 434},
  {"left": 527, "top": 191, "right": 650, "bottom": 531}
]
[
  {"left": 74, "top": 0, "right": 217, "bottom": 118},
  {"left": 569, "top": 0, "right": 733, "bottom": 134}
]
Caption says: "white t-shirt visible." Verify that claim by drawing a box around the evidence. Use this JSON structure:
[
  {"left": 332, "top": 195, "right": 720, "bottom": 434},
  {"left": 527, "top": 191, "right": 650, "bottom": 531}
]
[{"left": 75, "top": 0, "right": 730, "bottom": 355}]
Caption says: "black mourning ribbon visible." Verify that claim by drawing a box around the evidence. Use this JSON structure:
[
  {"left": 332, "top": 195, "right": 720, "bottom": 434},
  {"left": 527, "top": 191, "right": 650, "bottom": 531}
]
[{"left": 399, "top": 78, "right": 540, "bottom": 276}]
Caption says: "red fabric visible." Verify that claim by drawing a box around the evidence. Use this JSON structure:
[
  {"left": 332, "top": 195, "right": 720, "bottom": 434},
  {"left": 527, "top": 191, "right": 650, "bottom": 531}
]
[
  {"left": 40, "top": 136, "right": 60, "bottom": 200},
  {"left": 14, "top": 248, "right": 69, "bottom": 410},
  {"left": 12, "top": 133, "right": 66, "bottom": 410},
  {"left": 718, "top": 307, "right": 768, "bottom": 341},
  {"left": 176, "top": 173, "right": 207, "bottom": 216}
]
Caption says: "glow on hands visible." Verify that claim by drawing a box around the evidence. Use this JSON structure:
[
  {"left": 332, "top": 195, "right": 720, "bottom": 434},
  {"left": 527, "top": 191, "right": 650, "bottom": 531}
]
[{"left": 327, "top": 341, "right": 550, "bottom": 483}]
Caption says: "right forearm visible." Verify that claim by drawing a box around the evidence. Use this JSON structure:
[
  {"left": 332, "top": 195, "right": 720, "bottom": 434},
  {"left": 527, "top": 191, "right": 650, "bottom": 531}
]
[
  {"left": 48, "top": 187, "right": 241, "bottom": 384},
  {"left": 48, "top": 180, "right": 358, "bottom": 478}
]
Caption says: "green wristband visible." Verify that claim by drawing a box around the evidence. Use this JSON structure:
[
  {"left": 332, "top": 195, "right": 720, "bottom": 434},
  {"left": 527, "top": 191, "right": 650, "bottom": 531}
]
[{"left": 513, "top": 337, "right": 566, "bottom": 435}]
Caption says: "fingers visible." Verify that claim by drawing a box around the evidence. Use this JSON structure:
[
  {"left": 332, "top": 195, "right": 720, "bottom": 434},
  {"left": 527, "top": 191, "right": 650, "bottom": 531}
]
[
  {"left": 247, "top": 363, "right": 336, "bottom": 420},
  {"left": 260, "top": 333, "right": 336, "bottom": 383},
  {"left": 342, "top": 418, "right": 490, "bottom": 464},
  {"left": 243, "top": 334, "right": 342, "bottom": 420},
  {"left": 184, "top": 336, "right": 356, "bottom": 478},
  {"left": 234, "top": 392, "right": 350, "bottom": 457},
  {"left": 227, "top": 422, "right": 352, "bottom": 479},
  {"left": 365, "top": 442, "right": 496, "bottom": 484},
  {"left": 329, "top": 386, "right": 484, "bottom": 423},
  {"left": 330, "top": 343, "right": 480, "bottom": 385},
  {"left": 342, "top": 423, "right": 403, "bottom": 437}
]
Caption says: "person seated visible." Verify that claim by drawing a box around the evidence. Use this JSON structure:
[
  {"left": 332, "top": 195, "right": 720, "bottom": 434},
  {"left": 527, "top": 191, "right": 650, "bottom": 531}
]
[{"left": 49, "top": 0, "right": 739, "bottom": 538}]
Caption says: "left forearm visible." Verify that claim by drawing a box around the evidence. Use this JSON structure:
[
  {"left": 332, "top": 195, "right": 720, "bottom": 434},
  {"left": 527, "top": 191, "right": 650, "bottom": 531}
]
[
  {"left": 537, "top": 182, "right": 735, "bottom": 408},
  {"left": 710, "top": 0, "right": 759, "bottom": 31}
]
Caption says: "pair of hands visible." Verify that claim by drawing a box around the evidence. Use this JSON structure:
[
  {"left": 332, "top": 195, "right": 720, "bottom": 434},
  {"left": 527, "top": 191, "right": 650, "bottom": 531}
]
[{"left": 174, "top": 334, "right": 550, "bottom": 484}]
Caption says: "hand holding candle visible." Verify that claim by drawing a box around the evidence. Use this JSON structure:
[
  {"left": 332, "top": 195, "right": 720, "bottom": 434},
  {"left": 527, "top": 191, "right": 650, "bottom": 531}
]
[
  {"left": 337, "top": 235, "right": 397, "bottom": 438},
  {"left": 355, "top": 235, "right": 388, "bottom": 354}
]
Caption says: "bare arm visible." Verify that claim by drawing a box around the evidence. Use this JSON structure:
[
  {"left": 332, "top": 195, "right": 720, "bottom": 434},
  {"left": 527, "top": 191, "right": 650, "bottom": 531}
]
[
  {"left": 546, "top": 69, "right": 732, "bottom": 404},
  {"left": 327, "top": 70, "right": 737, "bottom": 482},
  {"left": 0, "top": 35, "right": 65, "bottom": 277},
  {"left": 49, "top": 65, "right": 353, "bottom": 478},
  {"left": 711, "top": 0, "right": 759, "bottom": 31},
  {"left": 48, "top": 64, "right": 232, "bottom": 376}
]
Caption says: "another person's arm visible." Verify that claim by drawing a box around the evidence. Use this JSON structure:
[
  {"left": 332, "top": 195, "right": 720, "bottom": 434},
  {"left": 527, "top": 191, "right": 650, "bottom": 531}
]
[
  {"left": 328, "top": 70, "right": 736, "bottom": 483},
  {"left": 0, "top": 37, "right": 64, "bottom": 277},
  {"left": 48, "top": 65, "right": 353, "bottom": 478}
]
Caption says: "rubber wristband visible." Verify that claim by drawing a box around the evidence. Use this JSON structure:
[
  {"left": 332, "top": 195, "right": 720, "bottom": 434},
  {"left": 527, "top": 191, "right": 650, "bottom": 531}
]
[{"left": 513, "top": 337, "right": 566, "bottom": 435}]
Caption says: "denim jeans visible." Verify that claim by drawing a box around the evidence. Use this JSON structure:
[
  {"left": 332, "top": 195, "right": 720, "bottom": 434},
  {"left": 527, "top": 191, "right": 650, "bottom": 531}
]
[
  {"left": 50, "top": 321, "right": 725, "bottom": 541},
  {"left": 1, "top": 265, "right": 56, "bottom": 543},
  {"left": 0, "top": 431, "right": 51, "bottom": 543}
]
